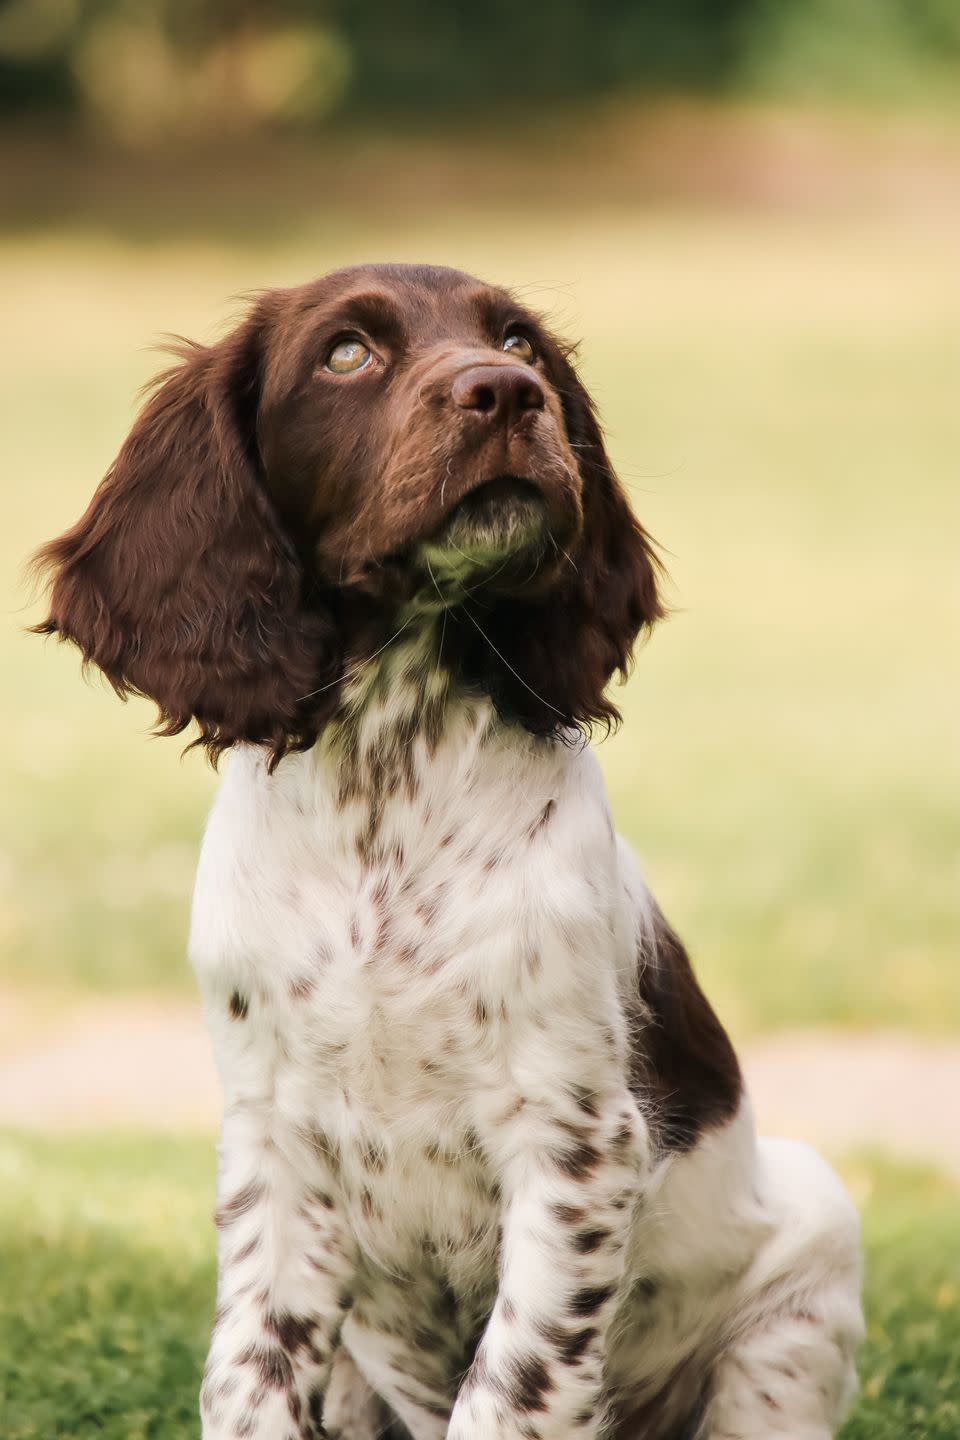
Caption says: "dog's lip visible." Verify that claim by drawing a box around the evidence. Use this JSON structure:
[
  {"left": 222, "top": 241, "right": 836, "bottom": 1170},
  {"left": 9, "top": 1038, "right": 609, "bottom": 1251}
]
[
  {"left": 447, "top": 474, "right": 543, "bottom": 517},
  {"left": 461, "top": 474, "right": 541, "bottom": 500},
  {"left": 431, "top": 475, "right": 547, "bottom": 547}
]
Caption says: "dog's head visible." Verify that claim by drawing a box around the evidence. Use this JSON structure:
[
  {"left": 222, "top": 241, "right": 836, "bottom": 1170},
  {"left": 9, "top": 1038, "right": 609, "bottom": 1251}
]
[{"left": 32, "top": 264, "right": 662, "bottom": 760}]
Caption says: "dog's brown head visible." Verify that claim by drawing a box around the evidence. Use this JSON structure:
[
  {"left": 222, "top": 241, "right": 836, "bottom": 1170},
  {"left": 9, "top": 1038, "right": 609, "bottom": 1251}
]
[{"left": 32, "top": 264, "right": 662, "bottom": 761}]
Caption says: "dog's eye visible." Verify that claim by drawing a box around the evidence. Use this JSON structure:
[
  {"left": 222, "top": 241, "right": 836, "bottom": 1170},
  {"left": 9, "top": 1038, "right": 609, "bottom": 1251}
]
[
  {"left": 502, "top": 332, "right": 535, "bottom": 364},
  {"left": 326, "top": 338, "right": 373, "bottom": 374}
]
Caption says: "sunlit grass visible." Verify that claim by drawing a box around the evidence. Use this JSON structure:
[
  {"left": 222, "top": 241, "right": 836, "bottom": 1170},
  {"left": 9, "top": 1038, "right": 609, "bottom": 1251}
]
[
  {"left": 841, "top": 1156, "right": 960, "bottom": 1438},
  {"left": 1, "top": 1132, "right": 957, "bottom": 1439},
  {"left": 2, "top": 202, "right": 957, "bottom": 1029},
  {"left": 0, "top": 1132, "right": 214, "bottom": 1440}
]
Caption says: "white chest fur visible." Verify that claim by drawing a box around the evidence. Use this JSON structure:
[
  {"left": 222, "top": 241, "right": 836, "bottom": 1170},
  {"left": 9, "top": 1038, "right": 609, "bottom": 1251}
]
[
  {"left": 188, "top": 693, "right": 862, "bottom": 1440},
  {"left": 189, "top": 701, "right": 634, "bottom": 1260}
]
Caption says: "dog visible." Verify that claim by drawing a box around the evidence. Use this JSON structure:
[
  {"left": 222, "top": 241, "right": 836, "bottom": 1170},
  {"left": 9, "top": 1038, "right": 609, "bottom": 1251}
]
[{"left": 33, "top": 264, "right": 863, "bottom": 1440}]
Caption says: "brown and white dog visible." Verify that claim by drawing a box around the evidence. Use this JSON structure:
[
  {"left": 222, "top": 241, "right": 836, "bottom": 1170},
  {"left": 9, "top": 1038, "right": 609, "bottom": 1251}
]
[{"left": 33, "top": 264, "right": 863, "bottom": 1440}]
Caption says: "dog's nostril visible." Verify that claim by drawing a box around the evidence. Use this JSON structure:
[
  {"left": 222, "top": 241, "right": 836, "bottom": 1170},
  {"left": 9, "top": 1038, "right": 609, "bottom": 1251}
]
[
  {"left": 471, "top": 383, "right": 498, "bottom": 413},
  {"left": 513, "top": 377, "right": 544, "bottom": 412},
  {"left": 452, "top": 364, "right": 545, "bottom": 423}
]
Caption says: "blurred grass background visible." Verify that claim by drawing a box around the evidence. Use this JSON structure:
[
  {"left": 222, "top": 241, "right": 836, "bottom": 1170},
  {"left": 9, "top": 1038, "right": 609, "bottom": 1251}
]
[
  {"left": 2, "top": 1, "right": 959, "bottom": 1435},
  {"left": 4, "top": 155, "right": 957, "bottom": 1033},
  {"left": 3, "top": 0, "right": 958, "bottom": 1032}
]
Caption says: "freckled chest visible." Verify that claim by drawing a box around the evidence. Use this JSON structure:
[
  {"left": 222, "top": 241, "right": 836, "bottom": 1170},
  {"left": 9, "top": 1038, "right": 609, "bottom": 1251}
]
[
  {"left": 260, "top": 819, "right": 564, "bottom": 1127},
  {"left": 253, "top": 854, "right": 531, "bottom": 1271},
  {"left": 191, "top": 720, "right": 620, "bottom": 1257}
]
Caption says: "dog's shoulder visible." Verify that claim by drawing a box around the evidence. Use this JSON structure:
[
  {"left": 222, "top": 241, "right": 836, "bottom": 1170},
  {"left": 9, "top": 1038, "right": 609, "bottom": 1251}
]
[{"left": 616, "top": 841, "right": 743, "bottom": 1156}]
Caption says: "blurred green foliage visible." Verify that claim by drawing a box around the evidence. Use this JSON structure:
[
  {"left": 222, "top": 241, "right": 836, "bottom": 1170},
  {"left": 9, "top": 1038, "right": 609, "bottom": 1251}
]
[{"left": 1, "top": 0, "right": 959, "bottom": 142}]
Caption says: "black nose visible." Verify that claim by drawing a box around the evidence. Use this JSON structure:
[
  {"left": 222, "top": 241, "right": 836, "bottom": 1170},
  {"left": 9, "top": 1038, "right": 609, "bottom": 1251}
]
[{"left": 452, "top": 364, "right": 545, "bottom": 426}]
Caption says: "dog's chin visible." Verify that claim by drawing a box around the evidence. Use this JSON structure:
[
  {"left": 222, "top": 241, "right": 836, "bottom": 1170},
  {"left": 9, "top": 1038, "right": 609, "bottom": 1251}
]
[
  {"left": 413, "top": 477, "right": 551, "bottom": 606},
  {"left": 442, "top": 475, "right": 546, "bottom": 547}
]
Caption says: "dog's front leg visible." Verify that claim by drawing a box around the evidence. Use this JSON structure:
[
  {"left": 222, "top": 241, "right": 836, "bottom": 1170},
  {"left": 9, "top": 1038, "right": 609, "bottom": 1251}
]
[
  {"left": 199, "top": 1104, "right": 356, "bottom": 1440},
  {"left": 449, "top": 1092, "right": 647, "bottom": 1440}
]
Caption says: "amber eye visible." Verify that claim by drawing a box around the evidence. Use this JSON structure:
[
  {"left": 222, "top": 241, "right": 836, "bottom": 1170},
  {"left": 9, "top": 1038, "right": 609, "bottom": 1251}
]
[
  {"left": 502, "top": 332, "right": 535, "bottom": 364},
  {"left": 326, "top": 338, "right": 373, "bottom": 374}
]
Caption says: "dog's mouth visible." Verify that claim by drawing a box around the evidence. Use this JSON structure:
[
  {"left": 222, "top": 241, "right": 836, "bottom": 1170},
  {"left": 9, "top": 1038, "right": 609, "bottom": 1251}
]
[
  {"left": 413, "top": 476, "right": 549, "bottom": 606},
  {"left": 439, "top": 475, "right": 546, "bottom": 549}
]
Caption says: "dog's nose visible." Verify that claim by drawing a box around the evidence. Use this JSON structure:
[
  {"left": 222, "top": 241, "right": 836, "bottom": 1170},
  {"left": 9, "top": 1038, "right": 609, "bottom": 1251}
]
[{"left": 452, "top": 364, "right": 545, "bottom": 426}]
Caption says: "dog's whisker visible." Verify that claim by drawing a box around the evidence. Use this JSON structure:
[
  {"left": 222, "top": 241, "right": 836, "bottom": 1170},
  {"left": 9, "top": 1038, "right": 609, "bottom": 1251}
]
[
  {"left": 295, "top": 613, "right": 418, "bottom": 702},
  {"left": 461, "top": 605, "right": 567, "bottom": 720}
]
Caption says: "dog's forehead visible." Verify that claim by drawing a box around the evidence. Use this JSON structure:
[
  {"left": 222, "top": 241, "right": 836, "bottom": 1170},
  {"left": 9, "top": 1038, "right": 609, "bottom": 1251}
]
[{"left": 297, "top": 262, "right": 520, "bottom": 340}]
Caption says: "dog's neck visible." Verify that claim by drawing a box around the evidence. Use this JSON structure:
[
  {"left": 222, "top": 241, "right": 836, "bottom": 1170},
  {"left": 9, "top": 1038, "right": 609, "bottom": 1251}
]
[
  {"left": 303, "top": 614, "right": 564, "bottom": 864},
  {"left": 318, "top": 618, "right": 481, "bottom": 863}
]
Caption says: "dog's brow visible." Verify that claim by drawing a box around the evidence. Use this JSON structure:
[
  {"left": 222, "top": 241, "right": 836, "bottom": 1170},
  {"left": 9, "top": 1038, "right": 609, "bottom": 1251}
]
[
  {"left": 324, "top": 290, "right": 407, "bottom": 342},
  {"left": 468, "top": 287, "right": 519, "bottom": 339}
]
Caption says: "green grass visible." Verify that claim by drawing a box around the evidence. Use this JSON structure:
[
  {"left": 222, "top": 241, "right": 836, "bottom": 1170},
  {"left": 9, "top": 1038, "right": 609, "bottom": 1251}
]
[
  {"left": 1, "top": 177, "right": 957, "bottom": 1032},
  {"left": 0, "top": 1133, "right": 215, "bottom": 1440},
  {"left": 1, "top": 1132, "right": 957, "bottom": 1438},
  {"left": 843, "top": 1159, "right": 960, "bottom": 1438}
]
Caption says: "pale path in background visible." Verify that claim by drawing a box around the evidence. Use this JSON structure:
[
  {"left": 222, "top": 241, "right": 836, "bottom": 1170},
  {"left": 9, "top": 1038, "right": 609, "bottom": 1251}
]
[{"left": 0, "top": 993, "right": 957, "bottom": 1175}]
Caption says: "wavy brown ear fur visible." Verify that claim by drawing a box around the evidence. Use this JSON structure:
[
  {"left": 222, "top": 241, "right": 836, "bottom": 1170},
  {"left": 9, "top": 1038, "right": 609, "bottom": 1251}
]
[
  {"left": 465, "top": 363, "right": 664, "bottom": 734},
  {"left": 30, "top": 312, "right": 341, "bottom": 764}
]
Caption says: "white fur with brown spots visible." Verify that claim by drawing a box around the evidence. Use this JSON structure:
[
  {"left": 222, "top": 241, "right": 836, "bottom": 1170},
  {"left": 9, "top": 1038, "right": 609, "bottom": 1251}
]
[{"left": 191, "top": 647, "right": 863, "bottom": 1440}]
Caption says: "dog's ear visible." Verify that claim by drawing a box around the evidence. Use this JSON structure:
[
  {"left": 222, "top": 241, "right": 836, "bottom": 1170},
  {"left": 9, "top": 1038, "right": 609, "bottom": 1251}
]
[
  {"left": 31, "top": 310, "right": 342, "bottom": 764},
  {"left": 473, "top": 358, "right": 664, "bottom": 735}
]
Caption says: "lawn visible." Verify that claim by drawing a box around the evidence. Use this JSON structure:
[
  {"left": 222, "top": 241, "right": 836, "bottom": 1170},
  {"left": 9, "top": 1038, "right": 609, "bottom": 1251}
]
[
  {"left": 3, "top": 185, "right": 957, "bottom": 1034},
  {"left": 1, "top": 1131, "right": 957, "bottom": 1439}
]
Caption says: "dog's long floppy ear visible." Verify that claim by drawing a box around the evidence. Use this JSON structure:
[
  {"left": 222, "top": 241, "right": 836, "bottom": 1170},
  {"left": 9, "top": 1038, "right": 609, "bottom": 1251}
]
[
  {"left": 31, "top": 312, "right": 341, "bottom": 764},
  {"left": 472, "top": 361, "right": 664, "bottom": 736}
]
